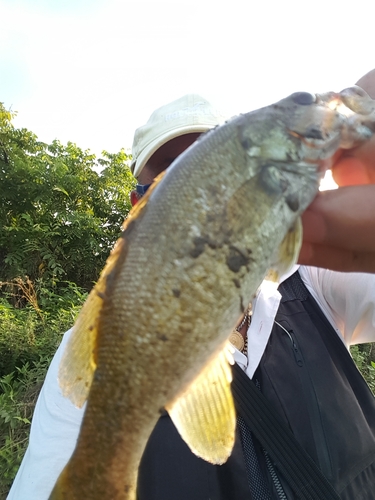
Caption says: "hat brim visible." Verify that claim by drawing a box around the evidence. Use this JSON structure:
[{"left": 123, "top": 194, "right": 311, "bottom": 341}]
[{"left": 131, "top": 124, "right": 213, "bottom": 178}]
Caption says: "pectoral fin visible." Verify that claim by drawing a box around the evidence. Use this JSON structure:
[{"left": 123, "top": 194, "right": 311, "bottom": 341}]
[
  {"left": 166, "top": 343, "right": 236, "bottom": 465},
  {"left": 266, "top": 217, "right": 302, "bottom": 283}
]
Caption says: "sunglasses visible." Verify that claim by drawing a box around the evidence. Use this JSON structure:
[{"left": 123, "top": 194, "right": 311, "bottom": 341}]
[{"left": 136, "top": 183, "right": 152, "bottom": 196}]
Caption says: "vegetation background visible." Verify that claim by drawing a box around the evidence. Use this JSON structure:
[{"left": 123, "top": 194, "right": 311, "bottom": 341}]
[
  {"left": 0, "top": 103, "right": 135, "bottom": 498},
  {"left": 1, "top": 103, "right": 375, "bottom": 499}
]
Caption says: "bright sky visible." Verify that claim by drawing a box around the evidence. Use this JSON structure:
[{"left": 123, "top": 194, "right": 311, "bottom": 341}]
[{"left": 2, "top": 0, "right": 375, "bottom": 158}]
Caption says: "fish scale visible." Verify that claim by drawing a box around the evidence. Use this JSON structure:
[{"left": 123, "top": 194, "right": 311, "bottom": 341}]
[{"left": 49, "top": 87, "right": 375, "bottom": 499}]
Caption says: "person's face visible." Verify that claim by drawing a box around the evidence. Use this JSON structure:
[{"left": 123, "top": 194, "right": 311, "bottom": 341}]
[{"left": 130, "top": 133, "right": 201, "bottom": 206}]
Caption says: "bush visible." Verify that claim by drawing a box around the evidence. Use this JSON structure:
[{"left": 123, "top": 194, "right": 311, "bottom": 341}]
[
  {"left": 350, "top": 343, "right": 375, "bottom": 394},
  {"left": 0, "top": 102, "right": 135, "bottom": 497},
  {"left": 0, "top": 358, "right": 50, "bottom": 498},
  {"left": 0, "top": 280, "right": 86, "bottom": 498},
  {"left": 0, "top": 279, "right": 87, "bottom": 378},
  {"left": 0, "top": 103, "right": 135, "bottom": 291}
]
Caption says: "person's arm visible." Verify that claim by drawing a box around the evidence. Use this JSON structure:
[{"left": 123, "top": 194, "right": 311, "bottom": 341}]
[
  {"left": 299, "top": 266, "right": 375, "bottom": 346},
  {"left": 7, "top": 330, "right": 85, "bottom": 500}
]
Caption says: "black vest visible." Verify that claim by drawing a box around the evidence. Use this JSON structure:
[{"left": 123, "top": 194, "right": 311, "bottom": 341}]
[{"left": 137, "top": 271, "right": 375, "bottom": 499}]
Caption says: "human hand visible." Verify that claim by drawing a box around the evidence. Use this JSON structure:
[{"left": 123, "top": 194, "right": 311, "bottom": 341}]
[
  {"left": 299, "top": 184, "right": 375, "bottom": 272},
  {"left": 331, "top": 136, "right": 375, "bottom": 187},
  {"left": 299, "top": 69, "right": 375, "bottom": 272}
]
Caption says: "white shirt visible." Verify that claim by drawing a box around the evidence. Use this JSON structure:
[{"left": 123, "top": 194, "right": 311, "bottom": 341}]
[{"left": 7, "top": 266, "right": 375, "bottom": 500}]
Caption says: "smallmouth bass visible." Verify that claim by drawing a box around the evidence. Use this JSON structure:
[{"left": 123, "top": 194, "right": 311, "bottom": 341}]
[{"left": 49, "top": 87, "right": 375, "bottom": 499}]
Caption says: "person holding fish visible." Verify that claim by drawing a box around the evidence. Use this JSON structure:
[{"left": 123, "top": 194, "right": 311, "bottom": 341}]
[{"left": 7, "top": 71, "right": 375, "bottom": 500}]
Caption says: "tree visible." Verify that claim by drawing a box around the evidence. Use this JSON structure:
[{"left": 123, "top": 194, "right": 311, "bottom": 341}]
[{"left": 0, "top": 102, "right": 135, "bottom": 291}]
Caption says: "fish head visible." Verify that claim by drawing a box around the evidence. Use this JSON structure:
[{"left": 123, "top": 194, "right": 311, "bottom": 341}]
[
  {"left": 226, "top": 87, "right": 375, "bottom": 272},
  {"left": 239, "top": 87, "right": 375, "bottom": 169},
  {"left": 277, "top": 87, "right": 375, "bottom": 160},
  {"left": 233, "top": 86, "right": 375, "bottom": 214}
]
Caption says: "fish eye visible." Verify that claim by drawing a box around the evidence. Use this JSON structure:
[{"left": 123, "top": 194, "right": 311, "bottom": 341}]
[{"left": 291, "top": 92, "right": 316, "bottom": 105}]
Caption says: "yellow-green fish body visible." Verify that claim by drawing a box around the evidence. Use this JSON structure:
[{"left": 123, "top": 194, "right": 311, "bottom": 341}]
[{"left": 49, "top": 87, "right": 375, "bottom": 499}]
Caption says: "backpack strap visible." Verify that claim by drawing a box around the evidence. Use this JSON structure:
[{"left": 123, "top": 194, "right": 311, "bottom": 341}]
[{"left": 231, "top": 363, "right": 341, "bottom": 500}]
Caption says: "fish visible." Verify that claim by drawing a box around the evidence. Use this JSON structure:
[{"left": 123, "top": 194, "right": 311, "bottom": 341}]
[{"left": 49, "top": 86, "right": 375, "bottom": 500}]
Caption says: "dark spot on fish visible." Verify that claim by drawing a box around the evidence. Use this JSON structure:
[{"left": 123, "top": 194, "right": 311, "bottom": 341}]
[
  {"left": 233, "top": 278, "right": 241, "bottom": 289},
  {"left": 226, "top": 246, "right": 251, "bottom": 273},
  {"left": 207, "top": 239, "right": 221, "bottom": 250},
  {"left": 286, "top": 151, "right": 295, "bottom": 162},
  {"left": 190, "top": 236, "right": 208, "bottom": 258},
  {"left": 105, "top": 269, "right": 118, "bottom": 289},
  {"left": 240, "top": 136, "right": 253, "bottom": 150},
  {"left": 172, "top": 288, "right": 181, "bottom": 298},
  {"left": 291, "top": 92, "right": 316, "bottom": 105},
  {"left": 94, "top": 370, "right": 102, "bottom": 381},
  {"left": 236, "top": 116, "right": 255, "bottom": 151},
  {"left": 303, "top": 127, "right": 324, "bottom": 140},
  {"left": 124, "top": 485, "right": 131, "bottom": 493},
  {"left": 190, "top": 234, "right": 222, "bottom": 257},
  {"left": 96, "top": 291, "right": 105, "bottom": 300},
  {"left": 206, "top": 212, "right": 217, "bottom": 224},
  {"left": 286, "top": 193, "right": 300, "bottom": 212},
  {"left": 206, "top": 184, "right": 222, "bottom": 199},
  {"left": 157, "top": 333, "right": 169, "bottom": 342}
]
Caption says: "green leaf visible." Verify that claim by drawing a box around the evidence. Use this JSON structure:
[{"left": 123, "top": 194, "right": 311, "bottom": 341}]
[{"left": 53, "top": 186, "right": 69, "bottom": 197}]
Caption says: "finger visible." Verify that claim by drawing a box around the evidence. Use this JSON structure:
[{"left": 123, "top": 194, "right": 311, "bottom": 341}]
[
  {"left": 331, "top": 157, "right": 371, "bottom": 186},
  {"left": 356, "top": 69, "right": 375, "bottom": 99},
  {"left": 301, "top": 209, "right": 325, "bottom": 245},
  {"left": 302, "top": 186, "right": 375, "bottom": 252},
  {"left": 298, "top": 242, "right": 375, "bottom": 273},
  {"left": 332, "top": 133, "right": 375, "bottom": 186}
]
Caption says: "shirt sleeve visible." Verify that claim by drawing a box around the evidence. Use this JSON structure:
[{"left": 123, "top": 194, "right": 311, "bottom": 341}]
[
  {"left": 299, "top": 266, "right": 375, "bottom": 347},
  {"left": 7, "top": 329, "right": 85, "bottom": 500}
]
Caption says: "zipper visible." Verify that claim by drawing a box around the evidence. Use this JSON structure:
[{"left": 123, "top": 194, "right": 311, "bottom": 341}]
[
  {"left": 274, "top": 320, "right": 333, "bottom": 481},
  {"left": 281, "top": 326, "right": 303, "bottom": 367},
  {"left": 264, "top": 450, "right": 288, "bottom": 500}
]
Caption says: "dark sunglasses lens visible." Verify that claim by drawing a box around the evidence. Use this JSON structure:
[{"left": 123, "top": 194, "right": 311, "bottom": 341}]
[{"left": 136, "top": 183, "right": 152, "bottom": 196}]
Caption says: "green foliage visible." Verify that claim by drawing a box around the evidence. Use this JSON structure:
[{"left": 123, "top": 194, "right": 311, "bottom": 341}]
[
  {"left": 0, "top": 296, "right": 39, "bottom": 377},
  {"left": 350, "top": 343, "right": 375, "bottom": 394},
  {"left": 0, "top": 102, "right": 135, "bottom": 497},
  {"left": 0, "top": 280, "right": 86, "bottom": 498},
  {"left": 0, "top": 102, "right": 135, "bottom": 290},
  {"left": 0, "top": 357, "right": 51, "bottom": 498},
  {"left": 0, "top": 279, "right": 87, "bottom": 378}
]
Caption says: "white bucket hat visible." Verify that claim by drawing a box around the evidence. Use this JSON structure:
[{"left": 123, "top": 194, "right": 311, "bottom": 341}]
[{"left": 131, "top": 94, "right": 227, "bottom": 178}]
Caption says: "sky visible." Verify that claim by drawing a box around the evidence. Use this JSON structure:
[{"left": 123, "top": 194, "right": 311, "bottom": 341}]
[{"left": 1, "top": 0, "right": 375, "bottom": 159}]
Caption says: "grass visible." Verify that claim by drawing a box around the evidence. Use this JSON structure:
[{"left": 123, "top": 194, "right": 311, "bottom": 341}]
[
  {"left": 0, "top": 279, "right": 374, "bottom": 498},
  {"left": 0, "top": 278, "right": 86, "bottom": 498}
]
